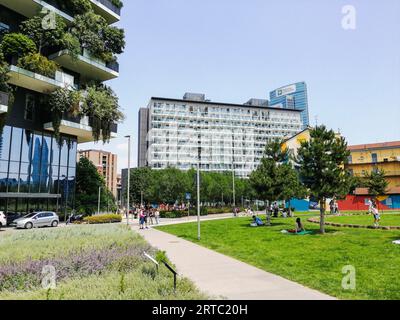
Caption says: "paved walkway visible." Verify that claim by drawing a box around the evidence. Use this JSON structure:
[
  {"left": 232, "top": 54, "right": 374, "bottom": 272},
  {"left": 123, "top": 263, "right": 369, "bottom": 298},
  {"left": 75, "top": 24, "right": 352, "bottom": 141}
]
[{"left": 134, "top": 219, "right": 335, "bottom": 300}]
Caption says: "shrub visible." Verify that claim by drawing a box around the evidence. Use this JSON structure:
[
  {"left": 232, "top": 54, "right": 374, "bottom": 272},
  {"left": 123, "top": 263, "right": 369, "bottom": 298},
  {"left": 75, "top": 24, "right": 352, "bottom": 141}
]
[
  {"left": 84, "top": 214, "right": 122, "bottom": 224},
  {"left": 159, "top": 207, "right": 208, "bottom": 219},
  {"left": 111, "top": 0, "right": 124, "bottom": 9},
  {"left": 17, "top": 53, "right": 59, "bottom": 78},
  {"left": 0, "top": 33, "right": 36, "bottom": 60}
]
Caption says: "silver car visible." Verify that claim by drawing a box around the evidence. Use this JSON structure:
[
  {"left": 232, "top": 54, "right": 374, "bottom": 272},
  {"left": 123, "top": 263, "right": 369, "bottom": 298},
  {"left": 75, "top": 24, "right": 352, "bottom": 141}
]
[{"left": 12, "top": 212, "right": 59, "bottom": 229}]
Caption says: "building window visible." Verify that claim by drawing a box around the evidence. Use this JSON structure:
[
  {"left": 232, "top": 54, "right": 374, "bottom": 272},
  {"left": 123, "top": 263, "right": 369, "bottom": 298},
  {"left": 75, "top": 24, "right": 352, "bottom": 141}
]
[
  {"left": 347, "top": 155, "right": 352, "bottom": 164},
  {"left": 371, "top": 153, "right": 378, "bottom": 164},
  {"left": 24, "top": 94, "right": 35, "bottom": 121}
]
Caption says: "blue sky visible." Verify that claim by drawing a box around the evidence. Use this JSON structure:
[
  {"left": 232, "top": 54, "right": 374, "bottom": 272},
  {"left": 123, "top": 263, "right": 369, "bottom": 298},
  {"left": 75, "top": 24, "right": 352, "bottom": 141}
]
[{"left": 79, "top": 0, "right": 400, "bottom": 170}]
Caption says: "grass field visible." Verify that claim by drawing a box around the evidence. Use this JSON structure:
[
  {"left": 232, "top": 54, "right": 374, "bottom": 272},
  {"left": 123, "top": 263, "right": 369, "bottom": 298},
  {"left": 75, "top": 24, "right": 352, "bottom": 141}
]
[
  {"left": 157, "top": 216, "right": 400, "bottom": 300},
  {"left": 0, "top": 225, "right": 207, "bottom": 300},
  {"left": 325, "top": 214, "right": 400, "bottom": 227}
]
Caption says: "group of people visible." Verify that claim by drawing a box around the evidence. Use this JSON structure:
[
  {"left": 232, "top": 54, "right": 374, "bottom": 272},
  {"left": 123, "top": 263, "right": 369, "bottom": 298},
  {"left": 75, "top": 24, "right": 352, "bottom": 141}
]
[
  {"left": 135, "top": 206, "right": 160, "bottom": 230},
  {"left": 251, "top": 214, "right": 306, "bottom": 234}
]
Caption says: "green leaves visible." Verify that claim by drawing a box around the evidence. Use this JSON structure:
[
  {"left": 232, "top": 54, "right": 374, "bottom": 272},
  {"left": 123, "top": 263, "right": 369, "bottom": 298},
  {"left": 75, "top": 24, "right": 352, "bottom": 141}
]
[
  {"left": 0, "top": 33, "right": 36, "bottom": 59},
  {"left": 82, "top": 85, "right": 124, "bottom": 143},
  {"left": 363, "top": 170, "right": 388, "bottom": 196},
  {"left": 20, "top": 14, "right": 67, "bottom": 53},
  {"left": 71, "top": 12, "right": 125, "bottom": 63},
  {"left": 297, "top": 125, "right": 352, "bottom": 233},
  {"left": 249, "top": 139, "right": 302, "bottom": 203},
  {"left": 17, "top": 53, "right": 59, "bottom": 78},
  {"left": 75, "top": 157, "right": 116, "bottom": 215}
]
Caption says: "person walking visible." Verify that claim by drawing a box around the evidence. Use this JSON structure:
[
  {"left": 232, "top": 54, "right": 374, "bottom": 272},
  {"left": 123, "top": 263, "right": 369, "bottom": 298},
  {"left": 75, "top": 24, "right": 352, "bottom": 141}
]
[
  {"left": 149, "top": 209, "right": 154, "bottom": 225},
  {"left": 334, "top": 200, "right": 339, "bottom": 215},
  {"left": 139, "top": 209, "right": 145, "bottom": 230},
  {"left": 367, "top": 198, "right": 373, "bottom": 215},
  {"left": 372, "top": 202, "right": 381, "bottom": 228},
  {"left": 329, "top": 199, "right": 335, "bottom": 215},
  {"left": 154, "top": 208, "right": 160, "bottom": 225}
]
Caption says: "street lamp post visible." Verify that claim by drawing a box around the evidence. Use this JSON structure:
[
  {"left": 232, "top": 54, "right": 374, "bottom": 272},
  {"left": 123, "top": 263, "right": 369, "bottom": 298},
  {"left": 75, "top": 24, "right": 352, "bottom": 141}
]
[
  {"left": 231, "top": 130, "right": 236, "bottom": 216},
  {"left": 197, "top": 132, "right": 201, "bottom": 241},
  {"left": 97, "top": 186, "right": 101, "bottom": 215},
  {"left": 125, "top": 135, "right": 131, "bottom": 225}
]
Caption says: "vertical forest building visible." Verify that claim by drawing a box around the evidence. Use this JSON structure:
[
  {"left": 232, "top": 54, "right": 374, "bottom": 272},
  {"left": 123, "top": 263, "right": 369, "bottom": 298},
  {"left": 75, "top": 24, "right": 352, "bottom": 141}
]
[{"left": 0, "top": 0, "right": 124, "bottom": 215}]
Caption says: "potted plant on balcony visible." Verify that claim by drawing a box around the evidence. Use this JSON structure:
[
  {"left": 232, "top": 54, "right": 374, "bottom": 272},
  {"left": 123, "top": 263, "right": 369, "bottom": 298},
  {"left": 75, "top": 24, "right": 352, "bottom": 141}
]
[
  {"left": 80, "top": 85, "right": 124, "bottom": 143},
  {"left": 46, "top": 87, "right": 82, "bottom": 139}
]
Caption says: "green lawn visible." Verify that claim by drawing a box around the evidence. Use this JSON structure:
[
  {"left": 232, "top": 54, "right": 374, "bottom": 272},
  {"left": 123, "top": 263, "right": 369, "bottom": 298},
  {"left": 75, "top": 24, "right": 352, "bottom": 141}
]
[
  {"left": 157, "top": 216, "right": 400, "bottom": 300},
  {"left": 0, "top": 225, "right": 207, "bottom": 300},
  {"left": 326, "top": 213, "right": 400, "bottom": 227}
]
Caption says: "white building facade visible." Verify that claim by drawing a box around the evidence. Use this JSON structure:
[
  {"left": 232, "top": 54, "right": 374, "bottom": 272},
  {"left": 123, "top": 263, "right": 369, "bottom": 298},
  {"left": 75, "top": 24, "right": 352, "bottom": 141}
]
[{"left": 138, "top": 94, "right": 303, "bottom": 178}]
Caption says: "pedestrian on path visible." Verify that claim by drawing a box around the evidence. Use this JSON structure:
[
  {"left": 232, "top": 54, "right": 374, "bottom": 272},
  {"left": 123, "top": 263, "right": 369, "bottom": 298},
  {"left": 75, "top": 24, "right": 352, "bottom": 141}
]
[
  {"left": 372, "top": 203, "right": 380, "bottom": 227},
  {"left": 154, "top": 209, "right": 160, "bottom": 225},
  {"left": 139, "top": 209, "right": 145, "bottom": 230}
]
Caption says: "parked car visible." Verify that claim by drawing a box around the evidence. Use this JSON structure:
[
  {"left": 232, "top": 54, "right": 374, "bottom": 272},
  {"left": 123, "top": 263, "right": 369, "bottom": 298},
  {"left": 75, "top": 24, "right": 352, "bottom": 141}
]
[
  {"left": 6, "top": 212, "right": 22, "bottom": 226},
  {"left": 0, "top": 211, "right": 6, "bottom": 229},
  {"left": 11, "top": 212, "right": 59, "bottom": 229}
]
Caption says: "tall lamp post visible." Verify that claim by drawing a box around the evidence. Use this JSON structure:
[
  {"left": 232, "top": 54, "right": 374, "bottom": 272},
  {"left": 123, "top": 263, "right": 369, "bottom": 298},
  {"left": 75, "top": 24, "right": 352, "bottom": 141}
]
[
  {"left": 125, "top": 135, "right": 131, "bottom": 225},
  {"left": 231, "top": 129, "right": 236, "bottom": 215},
  {"left": 197, "top": 132, "right": 201, "bottom": 241},
  {"left": 97, "top": 186, "right": 101, "bottom": 215}
]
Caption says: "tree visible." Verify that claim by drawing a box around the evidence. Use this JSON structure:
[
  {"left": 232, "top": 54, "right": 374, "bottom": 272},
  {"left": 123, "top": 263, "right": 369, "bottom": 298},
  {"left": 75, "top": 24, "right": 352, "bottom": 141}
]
[
  {"left": 127, "top": 167, "right": 154, "bottom": 204},
  {"left": 0, "top": 33, "right": 37, "bottom": 59},
  {"left": 20, "top": 14, "right": 67, "bottom": 53},
  {"left": 276, "top": 163, "right": 307, "bottom": 216},
  {"left": 249, "top": 139, "right": 295, "bottom": 220},
  {"left": 364, "top": 170, "right": 388, "bottom": 198},
  {"left": 75, "top": 157, "right": 115, "bottom": 215},
  {"left": 297, "top": 126, "right": 351, "bottom": 233}
]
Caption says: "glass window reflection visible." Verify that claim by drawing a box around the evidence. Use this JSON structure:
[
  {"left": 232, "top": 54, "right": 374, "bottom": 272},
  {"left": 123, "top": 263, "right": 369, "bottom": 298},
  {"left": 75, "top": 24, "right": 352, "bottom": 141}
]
[{"left": 0, "top": 126, "right": 11, "bottom": 161}]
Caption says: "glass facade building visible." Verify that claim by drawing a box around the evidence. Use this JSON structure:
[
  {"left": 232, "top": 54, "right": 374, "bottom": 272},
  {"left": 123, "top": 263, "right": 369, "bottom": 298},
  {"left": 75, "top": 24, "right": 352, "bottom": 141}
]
[
  {"left": 139, "top": 94, "right": 303, "bottom": 178},
  {"left": 269, "top": 82, "right": 309, "bottom": 128},
  {"left": 0, "top": 1, "right": 121, "bottom": 216},
  {"left": 0, "top": 125, "right": 77, "bottom": 214}
]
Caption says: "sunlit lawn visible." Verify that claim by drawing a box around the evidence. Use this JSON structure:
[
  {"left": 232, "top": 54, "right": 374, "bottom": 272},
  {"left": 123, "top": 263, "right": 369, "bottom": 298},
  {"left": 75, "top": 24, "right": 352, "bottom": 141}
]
[{"left": 157, "top": 215, "right": 400, "bottom": 300}]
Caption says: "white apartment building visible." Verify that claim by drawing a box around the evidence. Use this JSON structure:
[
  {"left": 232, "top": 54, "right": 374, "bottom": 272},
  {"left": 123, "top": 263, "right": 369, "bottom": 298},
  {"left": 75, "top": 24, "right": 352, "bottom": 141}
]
[{"left": 138, "top": 93, "right": 302, "bottom": 178}]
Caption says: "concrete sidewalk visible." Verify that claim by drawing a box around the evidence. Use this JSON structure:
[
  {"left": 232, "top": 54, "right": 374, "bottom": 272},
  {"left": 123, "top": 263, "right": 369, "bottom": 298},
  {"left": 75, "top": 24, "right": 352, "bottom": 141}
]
[{"left": 138, "top": 227, "right": 335, "bottom": 300}]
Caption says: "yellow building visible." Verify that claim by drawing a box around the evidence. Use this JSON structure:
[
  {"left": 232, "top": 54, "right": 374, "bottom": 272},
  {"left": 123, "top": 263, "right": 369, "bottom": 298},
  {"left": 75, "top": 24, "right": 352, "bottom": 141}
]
[
  {"left": 281, "top": 127, "right": 312, "bottom": 159},
  {"left": 347, "top": 141, "right": 400, "bottom": 191}
]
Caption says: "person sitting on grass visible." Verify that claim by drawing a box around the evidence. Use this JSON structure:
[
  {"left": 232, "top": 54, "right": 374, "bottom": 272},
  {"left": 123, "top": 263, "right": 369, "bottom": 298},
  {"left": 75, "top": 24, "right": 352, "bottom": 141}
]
[
  {"left": 251, "top": 215, "right": 264, "bottom": 227},
  {"left": 287, "top": 218, "right": 305, "bottom": 234}
]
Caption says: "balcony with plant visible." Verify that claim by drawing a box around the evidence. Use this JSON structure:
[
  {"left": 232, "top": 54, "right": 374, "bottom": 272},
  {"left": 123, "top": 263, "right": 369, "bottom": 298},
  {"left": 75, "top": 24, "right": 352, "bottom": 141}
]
[
  {"left": 0, "top": 2, "right": 125, "bottom": 142},
  {"left": 44, "top": 85, "right": 124, "bottom": 143}
]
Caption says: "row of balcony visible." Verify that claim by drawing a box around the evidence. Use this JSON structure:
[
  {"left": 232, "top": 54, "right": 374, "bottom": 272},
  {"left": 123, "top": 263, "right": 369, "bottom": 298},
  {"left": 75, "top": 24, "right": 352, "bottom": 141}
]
[
  {"left": 3, "top": 65, "right": 118, "bottom": 143},
  {"left": 1, "top": 89, "right": 118, "bottom": 143},
  {"left": 44, "top": 113, "right": 118, "bottom": 144},
  {"left": 0, "top": 0, "right": 120, "bottom": 24}
]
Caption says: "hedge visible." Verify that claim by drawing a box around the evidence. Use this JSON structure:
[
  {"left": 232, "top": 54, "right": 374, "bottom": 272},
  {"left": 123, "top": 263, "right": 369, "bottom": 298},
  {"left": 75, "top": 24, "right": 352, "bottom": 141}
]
[
  {"left": 83, "top": 214, "right": 122, "bottom": 224},
  {"left": 159, "top": 207, "right": 240, "bottom": 219}
]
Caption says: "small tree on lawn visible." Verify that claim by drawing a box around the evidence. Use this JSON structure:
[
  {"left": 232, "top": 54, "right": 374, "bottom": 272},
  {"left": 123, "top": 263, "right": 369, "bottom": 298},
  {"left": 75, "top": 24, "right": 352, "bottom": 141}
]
[
  {"left": 364, "top": 170, "right": 388, "bottom": 207},
  {"left": 276, "top": 163, "right": 307, "bottom": 217},
  {"left": 297, "top": 126, "right": 352, "bottom": 234},
  {"left": 250, "top": 139, "right": 301, "bottom": 223}
]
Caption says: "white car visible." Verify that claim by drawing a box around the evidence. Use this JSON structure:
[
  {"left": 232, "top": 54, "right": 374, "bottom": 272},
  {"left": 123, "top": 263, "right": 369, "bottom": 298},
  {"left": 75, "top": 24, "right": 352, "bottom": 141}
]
[
  {"left": 0, "top": 211, "right": 6, "bottom": 229},
  {"left": 11, "top": 212, "right": 59, "bottom": 229}
]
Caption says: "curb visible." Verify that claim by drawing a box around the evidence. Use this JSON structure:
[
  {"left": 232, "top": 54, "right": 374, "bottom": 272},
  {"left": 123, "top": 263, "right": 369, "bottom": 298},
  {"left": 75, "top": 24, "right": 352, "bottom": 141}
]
[{"left": 306, "top": 218, "right": 400, "bottom": 230}]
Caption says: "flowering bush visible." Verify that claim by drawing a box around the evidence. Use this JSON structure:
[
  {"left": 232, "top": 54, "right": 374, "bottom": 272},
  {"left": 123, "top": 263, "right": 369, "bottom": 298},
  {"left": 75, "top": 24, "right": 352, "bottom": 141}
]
[{"left": 84, "top": 214, "right": 122, "bottom": 224}]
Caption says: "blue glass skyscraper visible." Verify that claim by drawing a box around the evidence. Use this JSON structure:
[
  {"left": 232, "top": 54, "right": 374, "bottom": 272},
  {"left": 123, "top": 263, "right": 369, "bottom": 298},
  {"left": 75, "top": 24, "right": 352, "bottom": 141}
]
[{"left": 270, "top": 82, "right": 309, "bottom": 128}]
